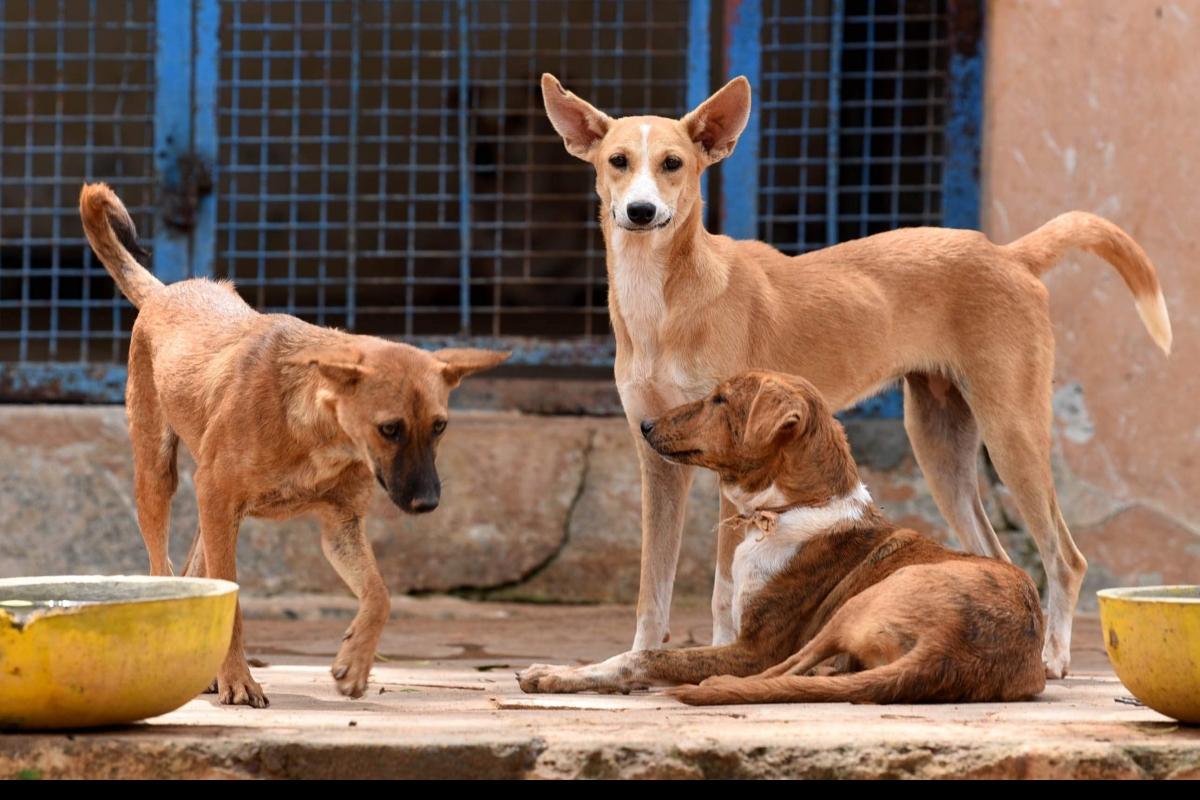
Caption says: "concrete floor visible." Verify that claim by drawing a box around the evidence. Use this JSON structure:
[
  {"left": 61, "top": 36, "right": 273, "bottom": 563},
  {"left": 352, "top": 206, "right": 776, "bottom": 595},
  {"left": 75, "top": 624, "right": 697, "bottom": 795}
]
[{"left": 2, "top": 596, "right": 1198, "bottom": 779}]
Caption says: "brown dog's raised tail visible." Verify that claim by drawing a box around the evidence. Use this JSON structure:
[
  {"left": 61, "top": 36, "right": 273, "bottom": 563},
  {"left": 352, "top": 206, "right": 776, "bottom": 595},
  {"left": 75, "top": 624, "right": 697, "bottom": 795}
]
[
  {"left": 1006, "top": 210, "right": 1172, "bottom": 354},
  {"left": 79, "top": 182, "right": 162, "bottom": 308}
]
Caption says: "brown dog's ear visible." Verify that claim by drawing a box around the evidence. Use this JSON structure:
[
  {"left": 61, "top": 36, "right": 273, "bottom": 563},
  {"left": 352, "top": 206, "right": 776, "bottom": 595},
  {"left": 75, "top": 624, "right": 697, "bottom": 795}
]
[
  {"left": 744, "top": 377, "right": 807, "bottom": 449},
  {"left": 286, "top": 344, "right": 369, "bottom": 389},
  {"left": 541, "top": 74, "right": 611, "bottom": 161},
  {"left": 433, "top": 348, "right": 512, "bottom": 388},
  {"left": 681, "top": 76, "right": 752, "bottom": 163}
]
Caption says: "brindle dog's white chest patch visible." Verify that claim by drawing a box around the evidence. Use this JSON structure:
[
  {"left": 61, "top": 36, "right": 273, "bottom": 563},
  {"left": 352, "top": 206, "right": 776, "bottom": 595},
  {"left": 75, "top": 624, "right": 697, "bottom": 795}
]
[{"left": 728, "top": 483, "right": 872, "bottom": 636}]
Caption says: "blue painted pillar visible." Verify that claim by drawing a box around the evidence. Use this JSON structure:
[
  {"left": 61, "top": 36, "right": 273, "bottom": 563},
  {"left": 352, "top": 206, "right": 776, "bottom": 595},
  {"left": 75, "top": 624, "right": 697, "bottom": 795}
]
[
  {"left": 154, "top": 0, "right": 219, "bottom": 283},
  {"left": 943, "top": 0, "right": 985, "bottom": 230},
  {"left": 686, "top": 0, "right": 711, "bottom": 227},
  {"left": 719, "top": 0, "right": 761, "bottom": 241}
]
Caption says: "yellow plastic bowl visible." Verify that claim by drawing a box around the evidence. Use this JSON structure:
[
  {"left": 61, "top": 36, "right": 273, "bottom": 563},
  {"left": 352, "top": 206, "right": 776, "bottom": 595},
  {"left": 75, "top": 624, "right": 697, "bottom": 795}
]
[
  {"left": 0, "top": 575, "right": 237, "bottom": 730},
  {"left": 1097, "top": 585, "right": 1200, "bottom": 725}
]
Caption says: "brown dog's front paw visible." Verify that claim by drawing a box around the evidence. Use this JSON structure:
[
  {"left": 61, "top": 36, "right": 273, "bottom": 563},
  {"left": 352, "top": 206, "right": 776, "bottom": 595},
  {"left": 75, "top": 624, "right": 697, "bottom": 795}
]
[
  {"left": 332, "top": 659, "right": 372, "bottom": 698},
  {"left": 332, "top": 637, "right": 376, "bottom": 698},
  {"left": 218, "top": 673, "right": 269, "bottom": 708}
]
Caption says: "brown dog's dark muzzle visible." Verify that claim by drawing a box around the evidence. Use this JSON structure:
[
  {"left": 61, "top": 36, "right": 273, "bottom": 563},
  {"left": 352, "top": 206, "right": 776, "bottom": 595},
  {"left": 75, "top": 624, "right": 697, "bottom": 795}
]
[{"left": 385, "top": 446, "right": 441, "bottom": 514}]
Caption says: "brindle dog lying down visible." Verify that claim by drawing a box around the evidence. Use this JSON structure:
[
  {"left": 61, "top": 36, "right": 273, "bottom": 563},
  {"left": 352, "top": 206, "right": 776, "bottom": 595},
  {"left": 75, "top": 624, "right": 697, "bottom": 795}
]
[{"left": 517, "top": 371, "right": 1047, "bottom": 705}]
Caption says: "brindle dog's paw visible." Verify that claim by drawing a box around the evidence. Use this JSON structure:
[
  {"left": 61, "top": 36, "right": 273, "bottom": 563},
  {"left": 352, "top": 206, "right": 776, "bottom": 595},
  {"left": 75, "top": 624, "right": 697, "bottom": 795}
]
[
  {"left": 698, "top": 674, "right": 744, "bottom": 689},
  {"left": 203, "top": 677, "right": 218, "bottom": 694},
  {"left": 219, "top": 674, "right": 269, "bottom": 708}
]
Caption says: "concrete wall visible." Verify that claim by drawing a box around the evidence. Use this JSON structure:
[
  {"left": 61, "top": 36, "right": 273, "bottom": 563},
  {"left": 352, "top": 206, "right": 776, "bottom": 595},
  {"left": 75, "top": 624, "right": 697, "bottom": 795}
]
[{"left": 983, "top": 1, "right": 1200, "bottom": 590}]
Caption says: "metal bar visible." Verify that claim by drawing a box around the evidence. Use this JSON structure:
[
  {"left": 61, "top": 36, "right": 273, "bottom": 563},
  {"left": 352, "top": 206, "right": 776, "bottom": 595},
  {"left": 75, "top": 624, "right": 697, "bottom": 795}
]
[
  {"left": 346, "top": 0, "right": 361, "bottom": 330},
  {"left": 457, "top": 0, "right": 472, "bottom": 335},
  {"left": 825, "top": 0, "right": 844, "bottom": 246},
  {"left": 191, "top": 0, "right": 219, "bottom": 278},
  {"left": 687, "top": 0, "right": 712, "bottom": 225},
  {"left": 153, "top": 0, "right": 193, "bottom": 284},
  {"left": 721, "top": 0, "right": 762, "bottom": 240},
  {"left": 943, "top": 0, "right": 984, "bottom": 230}
]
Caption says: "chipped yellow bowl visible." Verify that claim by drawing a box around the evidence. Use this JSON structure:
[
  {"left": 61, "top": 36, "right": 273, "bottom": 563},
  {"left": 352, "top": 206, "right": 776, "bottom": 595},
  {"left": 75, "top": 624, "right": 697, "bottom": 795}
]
[
  {"left": 1097, "top": 585, "right": 1200, "bottom": 725},
  {"left": 0, "top": 576, "right": 237, "bottom": 730}
]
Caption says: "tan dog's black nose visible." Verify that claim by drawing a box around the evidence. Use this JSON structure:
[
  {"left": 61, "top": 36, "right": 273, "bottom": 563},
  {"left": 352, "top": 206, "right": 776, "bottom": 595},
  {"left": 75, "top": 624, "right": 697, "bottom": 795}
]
[
  {"left": 640, "top": 419, "right": 655, "bottom": 438},
  {"left": 627, "top": 203, "right": 656, "bottom": 226}
]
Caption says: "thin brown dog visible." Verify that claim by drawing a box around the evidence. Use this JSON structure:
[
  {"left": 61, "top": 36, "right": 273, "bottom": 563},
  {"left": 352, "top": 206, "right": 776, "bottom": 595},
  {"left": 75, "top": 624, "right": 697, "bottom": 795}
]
[
  {"left": 80, "top": 183, "right": 510, "bottom": 707},
  {"left": 518, "top": 371, "right": 1047, "bottom": 706},
  {"left": 540, "top": 74, "right": 1171, "bottom": 679}
]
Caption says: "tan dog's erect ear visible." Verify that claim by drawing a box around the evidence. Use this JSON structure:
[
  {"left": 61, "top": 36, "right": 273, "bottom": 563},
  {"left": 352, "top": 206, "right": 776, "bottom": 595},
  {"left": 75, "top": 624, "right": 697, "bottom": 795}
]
[
  {"left": 541, "top": 74, "right": 612, "bottom": 161},
  {"left": 681, "top": 76, "right": 752, "bottom": 163},
  {"left": 286, "top": 344, "right": 369, "bottom": 389},
  {"left": 433, "top": 348, "right": 512, "bottom": 389},
  {"left": 744, "top": 377, "right": 807, "bottom": 449}
]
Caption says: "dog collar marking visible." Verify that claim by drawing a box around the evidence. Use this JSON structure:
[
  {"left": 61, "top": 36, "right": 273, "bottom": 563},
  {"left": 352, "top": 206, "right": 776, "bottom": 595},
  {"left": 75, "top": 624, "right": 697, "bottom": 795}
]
[{"left": 737, "top": 484, "right": 872, "bottom": 542}]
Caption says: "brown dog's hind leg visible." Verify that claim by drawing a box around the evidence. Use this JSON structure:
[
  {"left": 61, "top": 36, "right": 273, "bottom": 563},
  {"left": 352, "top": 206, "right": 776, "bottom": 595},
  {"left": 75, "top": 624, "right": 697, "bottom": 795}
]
[
  {"left": 903, "top": 373, "right": 1006, "bottom": 561},
  {"left": 126, "top": 368, "right": 179, "bottom": 577},
  {"left": 318, "top": 504, "right": 391, "bottom": 699}
]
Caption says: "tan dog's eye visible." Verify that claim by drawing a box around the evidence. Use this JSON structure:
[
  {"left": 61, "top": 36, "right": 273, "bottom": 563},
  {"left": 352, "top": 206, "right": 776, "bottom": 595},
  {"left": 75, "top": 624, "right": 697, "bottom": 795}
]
[
  {"left": 663, "top": 156, "right": 682, "bottom": 171},
  {"left": 609, "top": 154, "right": 627, "bottom": 168},
  {"left": 432, "top": 419, "right": 447, "bottom": 436},
  {"left": 378, "top": 422, "right": 404, "bottom": 441},
  {"left": 712, "top": 394, "right": 726, "bottom": 405}
]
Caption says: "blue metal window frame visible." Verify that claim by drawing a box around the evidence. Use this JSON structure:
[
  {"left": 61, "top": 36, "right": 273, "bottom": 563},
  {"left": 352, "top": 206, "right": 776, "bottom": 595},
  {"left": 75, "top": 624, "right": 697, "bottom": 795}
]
[
  {"left": 720, "top": 0, "right": 984, "bottom": 419},
  {"left": 0, "top": 0, "right": 981, "bottom": 408}
]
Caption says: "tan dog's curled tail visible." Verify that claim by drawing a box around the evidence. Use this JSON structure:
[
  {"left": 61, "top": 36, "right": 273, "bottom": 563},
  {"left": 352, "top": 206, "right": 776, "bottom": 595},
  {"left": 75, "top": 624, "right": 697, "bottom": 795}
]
[
  {"left": 79, "top": 182, "right": 162, "bottom": 308},
  {"left": 1006, "top": 211, "right": 1172, "bottom": 355}
]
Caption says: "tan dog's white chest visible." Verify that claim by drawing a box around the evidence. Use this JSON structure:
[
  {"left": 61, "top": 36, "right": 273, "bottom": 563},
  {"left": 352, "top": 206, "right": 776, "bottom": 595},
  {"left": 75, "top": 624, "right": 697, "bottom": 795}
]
[{"left": 612, "top": 231, "right": 715, "bottom": 404}]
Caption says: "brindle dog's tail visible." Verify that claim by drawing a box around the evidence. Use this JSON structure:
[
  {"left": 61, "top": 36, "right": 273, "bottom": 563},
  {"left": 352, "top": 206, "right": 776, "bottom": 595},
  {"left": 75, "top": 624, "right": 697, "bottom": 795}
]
[
  {"left": 669, "top": 651, "right": 936, "bottom": 706},
  {"left": 79, "top": 182, "right": 163, "bottom": 308}
]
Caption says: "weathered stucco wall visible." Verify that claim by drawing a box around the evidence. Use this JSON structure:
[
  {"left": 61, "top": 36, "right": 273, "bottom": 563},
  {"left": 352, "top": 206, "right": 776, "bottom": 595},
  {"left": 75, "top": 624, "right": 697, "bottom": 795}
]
[{"left": 983, "top": 1, "right": 1200, "bottom": 590}]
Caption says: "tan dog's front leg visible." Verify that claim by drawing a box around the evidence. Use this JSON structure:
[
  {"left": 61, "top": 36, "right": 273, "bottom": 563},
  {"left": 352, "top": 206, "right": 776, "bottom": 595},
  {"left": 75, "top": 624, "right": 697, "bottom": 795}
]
[
  {"left": 318, "top": 506, "right": 391, "bottom": 698},
  {"left": 518, "top": 644, "right": 770, "bottom": 694},
  {"left": 631, "top": 444, "right": 696, "bottom": 651},
  {"left": 195, "top": 482, "right": 267, "bottom": 708},
  {"left": 711, "top": 493, "right": 745, "bottom": 646}
]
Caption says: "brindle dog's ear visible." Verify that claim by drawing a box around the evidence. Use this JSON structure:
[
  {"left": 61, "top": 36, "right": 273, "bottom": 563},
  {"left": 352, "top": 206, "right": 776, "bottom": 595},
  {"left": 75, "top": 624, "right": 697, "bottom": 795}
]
[
  {"left": 286, "top": 344, "right": 369, "bottom": 389},
  {"left": 681, "top": 76, "right": 752, "bottom": 163},
  {"left": 433, "top": 348, "right": 512, "bottom": 389},
  {"left": 744, "top": 376, "right": 807, "bottom": 449},
  {"left": 541, "top": 74, "right": 612, "bottom": 161}
]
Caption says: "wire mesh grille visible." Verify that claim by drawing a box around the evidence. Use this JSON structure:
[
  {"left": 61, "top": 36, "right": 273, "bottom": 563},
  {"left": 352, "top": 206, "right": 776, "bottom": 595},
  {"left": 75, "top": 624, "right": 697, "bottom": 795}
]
[
  {"left": 760, "top": 0, "right": 948, "bottom": 254},
  {"left": 0, "top": 0, "right": 156, "bottom": 363},
  {"left": 216, "top": 0, "right": 691, "bottom": 339}
]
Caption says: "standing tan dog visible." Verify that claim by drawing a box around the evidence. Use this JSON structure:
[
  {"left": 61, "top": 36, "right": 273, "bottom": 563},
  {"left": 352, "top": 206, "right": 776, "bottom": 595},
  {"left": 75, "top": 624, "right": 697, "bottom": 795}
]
[
  {"left": 541, "top": 74, "right": 1171, "bottom": 679},
  {"left": 518, "top": 371, "right": 1047, "bottom": 705},
  {"left": 80, "top": 183, "right": 509, "bottom": 707}
]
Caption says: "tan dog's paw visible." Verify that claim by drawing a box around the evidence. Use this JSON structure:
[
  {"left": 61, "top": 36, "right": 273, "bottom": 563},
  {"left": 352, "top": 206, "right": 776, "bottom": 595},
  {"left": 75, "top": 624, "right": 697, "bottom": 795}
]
[
  {"left": 219, "top": 672, "right": 269, "bottom": 708},
  {"left": 516, "top": 663, "right": 587, "bottom": 694},
  {"left": 1042, "top": 652, "right": 1069, "bottom": 680}
]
